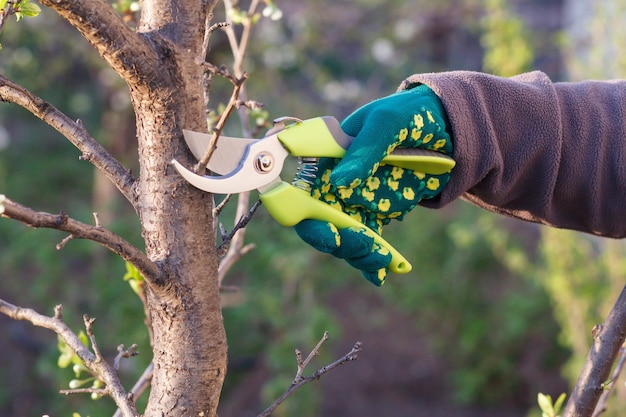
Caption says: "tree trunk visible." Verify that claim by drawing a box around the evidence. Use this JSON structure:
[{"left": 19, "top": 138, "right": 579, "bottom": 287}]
[
  {"left": 130, "top": 2, "right": 227, "bottom": 415},
  {"left": 22, "top": 0, "right": 228, "bottom": 414}
]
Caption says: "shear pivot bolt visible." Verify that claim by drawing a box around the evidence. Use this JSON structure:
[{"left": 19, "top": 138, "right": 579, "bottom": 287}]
[{"left": 254, "top": 153, "right": 274, "bottom": 173}]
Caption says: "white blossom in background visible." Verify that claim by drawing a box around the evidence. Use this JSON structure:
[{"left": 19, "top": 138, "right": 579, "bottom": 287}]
[
  {"left": 371, "top": 37, "right": 395, "bottom": 65},
  {"left": 321, "top": 79, "right": 362, "bottom": 103},
  {"left": 0, "top": 194, "right": 5, "bottom": 215},
  {"left": 393, "top": 18, "right": 419, "bottom": 42}
]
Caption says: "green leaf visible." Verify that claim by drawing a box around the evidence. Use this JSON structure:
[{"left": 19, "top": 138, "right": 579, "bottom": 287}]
[
  {"left": 78, "top": 330, "right": 89, "bottom": 347},
  {"left": 123, "top": 261, "right": 143, "bottom": 282},
  {"left": 57, "top": 352, "right": 73, "bottom": 368},
  {"left": 17, "top": 1, "right": 40, "bottom": 17},
  {"left": 123, "top": 261, "right": 144, "bottom": 295},
  {"left": 537, "top": 393, "right": 553, "bottom": 414},
  {"left": 0, "top": 0, "right": 8, "bottom": 11},
  {"left": 553, "top": 393, "right": 566, "bottom": 414}
]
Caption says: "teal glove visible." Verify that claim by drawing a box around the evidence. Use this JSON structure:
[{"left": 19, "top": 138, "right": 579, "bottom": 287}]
[{"left": 295, "top": 85, "right": 453, "bottom": 286}]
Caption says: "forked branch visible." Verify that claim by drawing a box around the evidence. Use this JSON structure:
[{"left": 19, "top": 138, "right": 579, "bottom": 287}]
[
  {"left": 0, "top": 301, "right": 139, "bottom": 417},
  {"left": 564, "top": 285, "right": 626, "bottom": 417},
  {"left": 257, "top": 332, "right": 362, "bottom": 417}
]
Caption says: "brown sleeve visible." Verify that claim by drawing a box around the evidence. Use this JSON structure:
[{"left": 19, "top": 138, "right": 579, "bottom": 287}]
[{"left": 399, "top": 71, "right": 626, "bottom": 237}]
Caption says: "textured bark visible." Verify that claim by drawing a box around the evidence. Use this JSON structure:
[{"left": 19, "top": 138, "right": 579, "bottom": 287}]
[
  {"left": 132, "top": 3, "right": 228, "bottom": 415},
  {"left": 37, "top": 1, "right": 228, "bottom": 415}
]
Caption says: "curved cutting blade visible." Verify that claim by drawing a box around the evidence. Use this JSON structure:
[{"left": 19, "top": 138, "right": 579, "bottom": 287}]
[{"left": 172, "top": 135, "right": 289, "bottom": 194}]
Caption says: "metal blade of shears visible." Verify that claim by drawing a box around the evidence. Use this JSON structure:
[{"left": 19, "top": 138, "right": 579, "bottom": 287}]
[
  {"left": 182, "top": 129, "right": 256, "bottom": 175},
  {"left": 172, "top": 134, "right": 289, "bottom": 194}
]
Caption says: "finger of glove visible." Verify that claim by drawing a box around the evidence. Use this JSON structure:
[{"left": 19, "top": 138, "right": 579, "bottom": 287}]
[
  {"left": 347, "top": 243, "right": 392, "bottom": 286},
  {"left": 332, "top": 227, "right": 375, "bottom": 259},
  {"left": 345, "top": 242, "right": 391, "bottom": 272},
  {"left": 360, "top": 268, "right": 388, "bottom": 287},
  {"left": 294, "top": 219, "right": 340, "bottom": 253},
  {"left": 332, "top": 109, "right": 403, "bottom": 189}
]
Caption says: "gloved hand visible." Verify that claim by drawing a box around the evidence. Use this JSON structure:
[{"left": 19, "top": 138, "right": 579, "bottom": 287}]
[{"left": 294, "top": 85, "right": 453, "bottom": 286}]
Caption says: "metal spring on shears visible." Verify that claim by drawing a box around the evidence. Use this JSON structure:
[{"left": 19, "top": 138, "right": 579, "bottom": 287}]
[{"left": 292, "top": 157, "right": 319, "bottom": 193}]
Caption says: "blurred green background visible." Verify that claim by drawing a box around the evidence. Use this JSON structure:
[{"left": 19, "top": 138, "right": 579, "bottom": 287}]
[{"left": 1, "top": 0, "right": 625, "bottom": 416}]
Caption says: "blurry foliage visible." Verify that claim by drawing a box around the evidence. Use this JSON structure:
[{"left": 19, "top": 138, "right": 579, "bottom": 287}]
[
  {"left": 481, "top": 0, "right": 533, "bottom": 76},
  {"left": 383, "top": 208, "right": 567, "bottom": 405},
  {"left": 561, "top": 0, "right": 626, "bottom": 80},
  {"left": 2, "top": 0, "right": 621, "bottom": 416}
]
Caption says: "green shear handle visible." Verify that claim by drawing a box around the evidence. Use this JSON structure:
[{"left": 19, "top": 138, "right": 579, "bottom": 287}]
[
  {"left": 261, "top": 182, "right": 412, "bottom": 273},
  {"left": 270, "top": 117, "right": 456, "bottom": 274}
]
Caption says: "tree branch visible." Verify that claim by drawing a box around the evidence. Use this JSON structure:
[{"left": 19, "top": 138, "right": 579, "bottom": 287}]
[
  {"left": 257, "top": 333, "right": 362, "bottom": 417},
  {"left": 1, "top": 196, "right": 160, "bottom": 285},
  {"left": 0, "top": 75, "right": 136, "bottom": 204},
  {"left": 0, "top": 301, "right": 139, "bottom": 417},
  {"left": 592, "top": 343, "right": 626, "bottom": 417},
  {"left": 563, "top": 285, "right": 626, "bottom": 417},
  {"left": 113, "top": 361, "right": 155, "bottom": 417}
]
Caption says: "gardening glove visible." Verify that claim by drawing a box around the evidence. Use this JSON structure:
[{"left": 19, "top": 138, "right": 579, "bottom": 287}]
[{"left": 294, "top": 85, "right": 453, "bottom": 286}]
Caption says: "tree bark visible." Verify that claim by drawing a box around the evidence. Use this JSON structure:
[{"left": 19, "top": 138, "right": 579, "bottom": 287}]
[
  {"left": 38, "top": 0, "right": 228, "bottom": 415},
  {"left": 132, "top": 2, "right": 228, "bottom": 415}
]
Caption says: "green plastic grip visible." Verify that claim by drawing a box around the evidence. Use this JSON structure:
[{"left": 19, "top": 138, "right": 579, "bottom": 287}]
[
  {"left": 260, "top": 182, "right": 412, "bottom": 275},
  {"left": 276, "top": 116, "right": 455, "bottom": 175}
]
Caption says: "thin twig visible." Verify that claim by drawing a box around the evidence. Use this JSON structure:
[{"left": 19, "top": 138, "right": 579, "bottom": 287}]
[
  {"left": 294, "top": 331, "right": 329, "bottom": 383},
  {"left": 201, "top": 11, "right": 229, "bottom": 59},
  {"left": 213, "top": 194, "right": 234, "bottom": 217},
  {"left": 113, "top": 362, "right": 155, "bottom": 417},
  {"left": 93, "top": 212, "right": 102, "bottom": 228},
  {"left": 212, "top": 0, "right": 265, "bottom": 285},
  {"left": 563, "top": 285, "right": 626, "bottom": 417},
  {"left": 0, "top": 0, "right": 17, "bottom": 33},
  {"left": 257, "top": 335, "right": 363, "bottom": 417},
  {"left": 217, "top": 199, "right": 262, "bottom": 254},
  {"left": 60, "top": 387, "right": 108, "bottom": 396},
  {"left": 114, "top": 344, "right": 140, "bottom": 371},
  {"left": 195, "top": 72, "right": 248, "bottom": 172},
  {"left": 199, "top": 61, "right": 241, "bottom": 85},
  {"left": 83, "top": 315, "right": 104, "bottom": 362},
  {"left": 56, "top": 234, "right": 75, "bottom": 250},
  {"left": 591, "top": 342, "right": 626, "bottom": 417},
  {"left": 0, "top": 300, "right": 139, "bottom": 417}
]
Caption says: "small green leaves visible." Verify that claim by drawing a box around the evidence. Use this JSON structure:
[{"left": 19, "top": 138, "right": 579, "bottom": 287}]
[
  {"left": 14, "top": 0, "right": 41, "bottom": 20},
  {"left": 538, "top": 392, "right": 566, "bottom": 417},
  {"left": 57, "top": 331, "right": 89, "bottom": 369},
  {"left": 57, "top": 333, "right": 105, "bottom": 400},
  {"left": 123, "top": 261, "right": 144, "bottom": 296},
  {"left": 0, "top": 0, "right": 41, "bottom": 22},
  {"left": 0, "top": 0, "right": 41, "bottom": 49}
]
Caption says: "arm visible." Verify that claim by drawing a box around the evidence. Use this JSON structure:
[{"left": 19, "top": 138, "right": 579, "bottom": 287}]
[{"left": 401, "top": 71, "right": 626, "bottom": 237}]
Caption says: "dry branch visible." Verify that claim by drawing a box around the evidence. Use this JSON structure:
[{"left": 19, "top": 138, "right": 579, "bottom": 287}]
[
  {"left": 564, "top": 285, "right": 626, "bottom": 417},
  {"left": 0, "top": 75, "right": 136, "bottom": 204},
  {"left": 1, "top": 196, "right": 160, "bottom": 284},
  {"left": 592, "top": 343, "right": 626, "bottom": 417},
  {"left": 0, "top": 301, "right": 139, "bottom": 417},
  {"left": 257, "top": 333, "right": 362, "bottom": 417}
]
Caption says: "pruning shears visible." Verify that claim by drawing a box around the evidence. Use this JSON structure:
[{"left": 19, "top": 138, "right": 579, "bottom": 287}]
[{"left": 171, "top": 116, "right": 455, "bottom": 274}]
